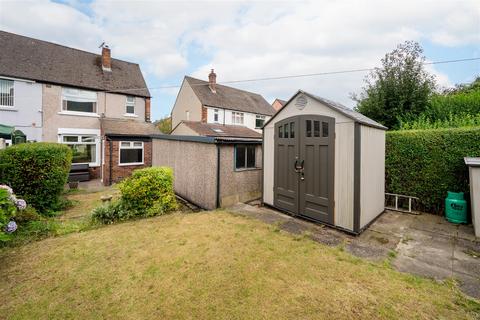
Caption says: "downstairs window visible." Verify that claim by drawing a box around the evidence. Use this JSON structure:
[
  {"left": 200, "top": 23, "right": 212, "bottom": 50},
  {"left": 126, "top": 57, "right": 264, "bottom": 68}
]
[
  {"left": 119, "top": 141, "right": 144, "bottom": 165},
  {"left": 235, "top": 145, "right": 256, "bottom": 170},
  {"left": 62, "top": 135, "right": 97, "bottom": 165}
]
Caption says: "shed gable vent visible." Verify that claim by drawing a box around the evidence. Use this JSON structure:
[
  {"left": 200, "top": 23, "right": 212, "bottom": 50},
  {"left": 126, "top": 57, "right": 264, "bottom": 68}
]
[{"left": 295, "top": 95, "right": 307, "bottom": 110}]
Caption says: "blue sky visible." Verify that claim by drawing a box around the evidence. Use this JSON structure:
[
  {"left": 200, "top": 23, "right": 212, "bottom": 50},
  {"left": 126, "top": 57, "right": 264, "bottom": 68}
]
[{"left": 1, "top": 0, "right": 479, "bottom": 121}]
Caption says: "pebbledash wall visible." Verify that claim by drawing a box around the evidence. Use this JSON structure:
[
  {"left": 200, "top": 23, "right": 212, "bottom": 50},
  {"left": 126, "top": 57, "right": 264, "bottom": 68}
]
[{"left": 151, "top": 135, "right": 262, "bottom": 210}]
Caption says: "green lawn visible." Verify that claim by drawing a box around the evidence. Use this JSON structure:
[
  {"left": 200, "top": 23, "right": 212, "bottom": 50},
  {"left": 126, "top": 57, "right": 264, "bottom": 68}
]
[{"left": 1, "top": 203, "right": 479, "bottom": 319}]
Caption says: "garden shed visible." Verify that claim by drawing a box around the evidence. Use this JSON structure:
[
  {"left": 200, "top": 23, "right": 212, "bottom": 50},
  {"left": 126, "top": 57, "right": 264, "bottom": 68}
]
[{"left": 263, "top": 90, "right": 387, "bottom": 234}]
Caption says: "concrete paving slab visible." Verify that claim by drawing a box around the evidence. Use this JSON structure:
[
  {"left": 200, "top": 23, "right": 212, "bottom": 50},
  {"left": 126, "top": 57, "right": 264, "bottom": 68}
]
[
  {"left": 227, "top": 203, "right": 480, "bottom": 298},
  {"left": 392, "top": 255, "right": 453, "bottom": 280}
]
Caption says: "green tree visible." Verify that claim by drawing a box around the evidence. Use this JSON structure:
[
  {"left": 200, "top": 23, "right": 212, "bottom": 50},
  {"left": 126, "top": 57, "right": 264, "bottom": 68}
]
[
  {"left": 154, "top": 116, "right": 172, "bottom": 134},
  {"left": 353, "top": 41, "right": 437, "bottom": 129}
]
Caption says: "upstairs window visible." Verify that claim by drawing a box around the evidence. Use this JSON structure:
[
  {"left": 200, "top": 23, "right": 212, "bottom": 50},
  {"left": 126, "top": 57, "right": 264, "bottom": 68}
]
[
  {"left": 62, "top": 88, "right": 97, "bottom": 113},
  {"left": 232, "top": 112, "right": 244, "bottom": 125},
  {"left": 255, "top": 115, "right": 266, "bottom": 128},
  {"left": 235, "top": 145, "right": 256, "bottom": 170},
  {"left": 119, "top": 141, "right": 144, "bottom": 165},
  {"left": 125, "top": 96, "right": 135, "bottom": 114},
  {"left": 0, "top": 78, "right": 14, "bottom": 107},
  {"left": 213, "top": 109, "right": 219, "bottom": 122}
]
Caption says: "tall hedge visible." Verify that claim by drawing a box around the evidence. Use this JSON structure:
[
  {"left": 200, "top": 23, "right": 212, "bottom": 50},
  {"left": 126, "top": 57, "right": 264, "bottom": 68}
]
[
  {"left": 0, "top": 143, "right": 72, "bottom": 213},
  {"left": 386, "top": 127, "right": 480, "bottom": 214}
]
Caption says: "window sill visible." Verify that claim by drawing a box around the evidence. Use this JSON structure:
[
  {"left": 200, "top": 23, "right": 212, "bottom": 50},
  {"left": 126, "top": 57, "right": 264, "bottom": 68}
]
[
  {"left": 0, "top": 106, "right": 17, "bottom": 111},
  {"left": 234, "top": 167, "right": 261, "bottom": 172},
  {"left": 58, "top": 111, "right": 100, "bottom": 118},
  {"left": 123, "top": 113, "right": 138, "bottom": 118},
  {"left": 118, "top": 162, "right": 144, "bottom": 167}
]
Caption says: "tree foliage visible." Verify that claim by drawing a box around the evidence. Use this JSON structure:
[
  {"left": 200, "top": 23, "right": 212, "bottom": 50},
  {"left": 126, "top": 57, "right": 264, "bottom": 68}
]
[
  {"left": 154, "top": 116, "right": 172, "bottom": 134},
  {"left": 353, "top": 41, "right": 436, "bottom": 129}
]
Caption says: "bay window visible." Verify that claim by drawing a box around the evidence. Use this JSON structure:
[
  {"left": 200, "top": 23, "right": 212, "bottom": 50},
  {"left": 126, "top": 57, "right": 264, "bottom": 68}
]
[
  {"left": 62, "top": 88, "right": 97, "bottom": 113},
  {"left": 119, "top": 141, "right": 144, "bottom": 165},
  {"left": 0, "top": 78, "right": 14, "bottom": 107},
  {"left": 232, "top": 112, "right": 244, "bottom": 125}
]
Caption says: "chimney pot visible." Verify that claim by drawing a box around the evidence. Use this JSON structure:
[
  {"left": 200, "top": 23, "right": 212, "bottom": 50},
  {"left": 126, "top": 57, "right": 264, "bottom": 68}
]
[
  {"left": 208, "top": 69, "right": 216, "bottom": 93},
  {"left": 101, "top": 45, "right": 112, "bottom": 72}
]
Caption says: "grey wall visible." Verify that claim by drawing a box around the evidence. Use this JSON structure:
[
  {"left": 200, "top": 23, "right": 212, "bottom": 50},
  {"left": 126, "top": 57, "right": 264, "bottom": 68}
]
[
  {"left": 152, "top": 138, "right": 218, "bottom": 210},
  {"left": 0, "top": 79, "right": 42, "bottom": 141},
  {"left": 219, "top": 144, "right": 262, "bottom": 207}
]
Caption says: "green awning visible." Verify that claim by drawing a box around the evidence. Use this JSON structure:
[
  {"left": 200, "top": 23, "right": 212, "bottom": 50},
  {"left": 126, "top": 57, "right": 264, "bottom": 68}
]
[{"left": 0, "top": 124, "right": 14, "bottom": 139}]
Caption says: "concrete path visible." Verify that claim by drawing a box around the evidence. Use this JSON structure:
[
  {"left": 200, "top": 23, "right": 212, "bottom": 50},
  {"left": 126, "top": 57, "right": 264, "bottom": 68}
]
[{"left": 229, "top": 203, "right": 480, "bottom": 299}]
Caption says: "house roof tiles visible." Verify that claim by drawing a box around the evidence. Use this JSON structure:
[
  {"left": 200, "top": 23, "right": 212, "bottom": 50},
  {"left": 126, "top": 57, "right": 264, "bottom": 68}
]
[
  {"left": 180, "top": 121, "right": 262, "bottom": 139},
  {"left": 185, "top": 76, "right": 275, "bottom": 116},
  {"left": 0, "top": 30, "right": 150, "bottom": 98}
]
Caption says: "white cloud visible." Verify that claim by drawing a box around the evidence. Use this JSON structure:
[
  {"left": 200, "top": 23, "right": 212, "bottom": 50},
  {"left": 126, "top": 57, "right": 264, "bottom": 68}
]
[{"left": 0, "top": 0, "right": 478, "bottom": 111}]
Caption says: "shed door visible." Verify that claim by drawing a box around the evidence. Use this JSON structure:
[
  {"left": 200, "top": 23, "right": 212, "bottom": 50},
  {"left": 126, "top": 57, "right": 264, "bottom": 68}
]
[
  {"left": 274, "top": 115, "right": 335, "bottom": 224},
  {"left": 274, "top": 117, "right": 299, "bottom": 214}
]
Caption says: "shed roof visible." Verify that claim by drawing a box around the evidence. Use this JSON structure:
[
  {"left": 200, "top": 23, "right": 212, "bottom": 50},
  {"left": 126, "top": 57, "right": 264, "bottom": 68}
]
[
  {"left": 102, "top": 118, "right": 160, "bottom": 137},
  {"left": 0, "top": 31, "right": 150, "bottom": 98},
  {"left": 177, "top": 121, "right": 262, "bottom": 139},
  {"left": 265, "top": 90, "right": 387, "bottom": 130},
  {"left": 184, "top": 76, "right": 275, "bottom": 116}
]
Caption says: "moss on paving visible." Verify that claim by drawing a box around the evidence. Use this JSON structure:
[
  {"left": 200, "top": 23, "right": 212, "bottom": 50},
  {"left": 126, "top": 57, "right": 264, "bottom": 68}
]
[{"left": 0, "top": 211, "right": 479, "bottom": 319}]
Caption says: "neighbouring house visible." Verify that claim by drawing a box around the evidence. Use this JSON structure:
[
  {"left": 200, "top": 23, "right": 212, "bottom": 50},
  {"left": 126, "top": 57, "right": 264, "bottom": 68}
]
[
  {"left": 162, "top": 70, "right": 274, "bottom": 208},
  {"left": 271, "top": 98, "right": 286, "bottom": 112},
  {"left": 263, "top": 90, "right": 387, "bottom": 234},
  {"left": 170, "top": 70, "right": 275, "bottom": 135},
  {"left": 0, "top": 30, "right": 157, "bottom": 185}
]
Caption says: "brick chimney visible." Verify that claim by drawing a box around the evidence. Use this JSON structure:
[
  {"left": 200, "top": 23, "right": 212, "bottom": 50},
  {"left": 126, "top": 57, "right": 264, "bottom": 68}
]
[
  {"left": 145, "top": 98, "right": 151, "bottom": 122},
  {"left": 208, "top": 69, "right": 216, "bottom": 93},
  {"left": 101, "top": 45, "right": 111, "bottom": 72}
]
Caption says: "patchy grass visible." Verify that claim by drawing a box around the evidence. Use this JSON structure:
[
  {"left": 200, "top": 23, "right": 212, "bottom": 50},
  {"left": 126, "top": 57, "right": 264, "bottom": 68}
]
[{"left": 0, "top": 211, "right": 478, "bottom": 319}]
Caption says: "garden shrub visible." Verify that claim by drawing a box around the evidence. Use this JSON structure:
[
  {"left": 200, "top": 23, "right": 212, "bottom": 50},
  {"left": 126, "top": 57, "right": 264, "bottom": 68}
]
[
  {"left": 386, "top": 127, "right": 480, "bottom": 214},
  {"left": 0, "top": 185, "right": 27, "bottom": 241},
  {"left": 92, "top": 201, "right": 133, "bottom": 224},
  {"left": 0, "top": 143, "right": 72, "bottom": 213},
  {"left": 92, "top": 167, "right": 177, "bottom": 224},
  {"left": 119, "top": 167, "right": 177, "bottom": 216}
]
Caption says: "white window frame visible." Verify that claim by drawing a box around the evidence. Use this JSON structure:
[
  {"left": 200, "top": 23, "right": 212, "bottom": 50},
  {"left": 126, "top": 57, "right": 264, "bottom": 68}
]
[
  {"left": 124, "top": 96, "right": 137, "bottom": 117},
  {"left": 0, "top": 78, "right": 14, "bottom": 108},
  {"left": 58, "top": 130, "right": 100, "bottom": 167},
  {"left": 213, "top": 109, "right": 219, "bottom": 123},
  {"left": 60, "top": 87, "right": 98, "bottom": 116},
  {"left": 119, "top": 141, "right": 144, "bottom": 166},
  {"left": 232, "top": 111, "right": 244, "bottom": 125},
  {"left": 255, "top": 115, "right": 266, "bottom": 128}
]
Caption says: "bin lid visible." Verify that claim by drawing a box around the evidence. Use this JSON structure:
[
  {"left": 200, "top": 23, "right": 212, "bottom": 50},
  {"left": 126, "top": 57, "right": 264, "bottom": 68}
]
[{"left": 464, "top": 157, "right": 480, "bottom": 167}]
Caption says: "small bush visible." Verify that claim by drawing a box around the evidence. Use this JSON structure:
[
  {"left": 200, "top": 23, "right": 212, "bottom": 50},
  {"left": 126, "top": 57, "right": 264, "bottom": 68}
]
[
  {"left": 0, "top": 143, "right": 72, "bottom": 213},
  {"left": 0, "top": 185, "right": 27, "bottom": 241},
  {"left": 119, "top": 167, "right": 178, "bottom": 216},
  {"left": 92, "top": 167, "right": 177, "bottom": 224},
  {"left": 386, "top": 127, "right": 480, "bottom": 214},
  {"left": 92, "top": 201, "right": 133, "bottom": 224}
]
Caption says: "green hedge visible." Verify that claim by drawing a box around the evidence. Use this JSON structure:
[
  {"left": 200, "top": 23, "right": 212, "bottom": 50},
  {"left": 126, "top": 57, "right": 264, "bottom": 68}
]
[
  {"left": 0, "top": 143, "right": 72, "bottom": 213},
  {"left": 386, "top": 127, "right": 480, "bottom": 214}
]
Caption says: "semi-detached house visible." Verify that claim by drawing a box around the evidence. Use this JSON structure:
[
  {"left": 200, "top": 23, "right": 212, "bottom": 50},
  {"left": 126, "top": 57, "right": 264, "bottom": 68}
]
[{"left": 0, "top": 30, "right": 158, "bottom": 185}]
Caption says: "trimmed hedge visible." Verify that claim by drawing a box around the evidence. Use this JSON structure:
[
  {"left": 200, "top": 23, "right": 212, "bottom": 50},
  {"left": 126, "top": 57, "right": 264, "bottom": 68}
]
[
  {"left": 386, "top": 127, "right": 480, "bottom": 214},
  {"left": 0, "top": 143, "right": 72, "bottom": 213}
]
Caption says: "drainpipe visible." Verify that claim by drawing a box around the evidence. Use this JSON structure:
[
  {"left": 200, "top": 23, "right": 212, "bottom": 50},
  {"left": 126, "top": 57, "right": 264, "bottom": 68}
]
[
  {"left": 108, "top": 137, "right": 113, "bottom": 186},
  {"left": 216, "top": 143, "right": 221, "bottom": 208}
]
